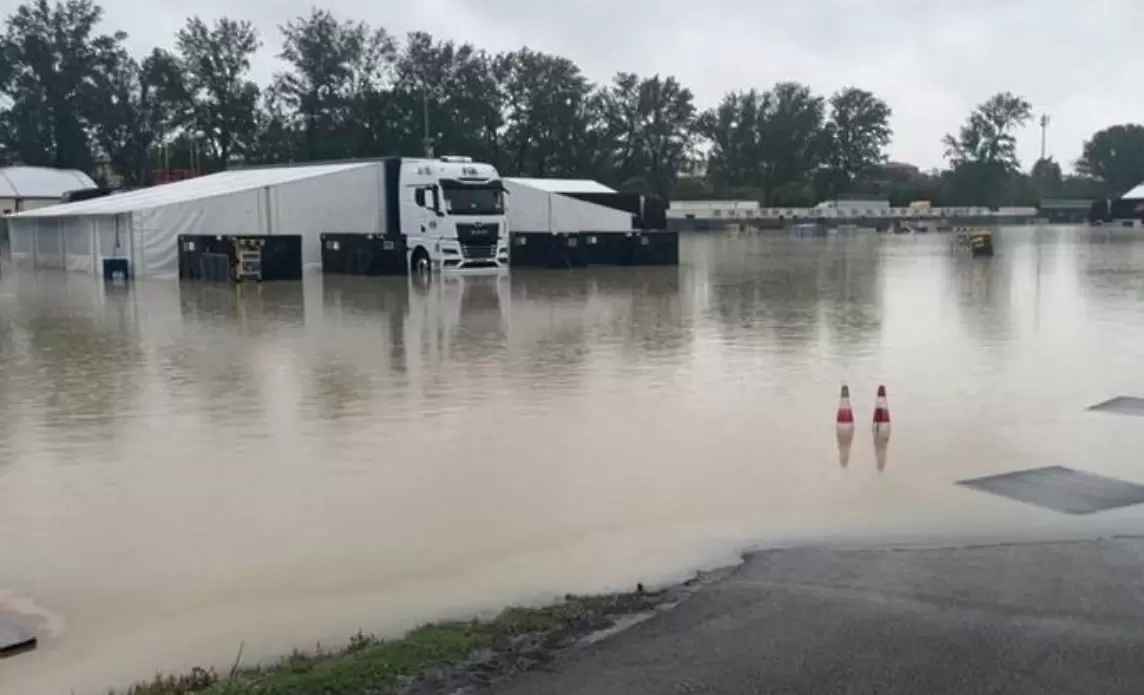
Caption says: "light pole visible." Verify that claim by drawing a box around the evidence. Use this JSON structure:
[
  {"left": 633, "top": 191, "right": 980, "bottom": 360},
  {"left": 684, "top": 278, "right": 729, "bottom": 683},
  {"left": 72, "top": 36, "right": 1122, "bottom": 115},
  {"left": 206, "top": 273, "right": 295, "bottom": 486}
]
[{"left": 422, "top": 89, "right": 434, "bottom": 158}]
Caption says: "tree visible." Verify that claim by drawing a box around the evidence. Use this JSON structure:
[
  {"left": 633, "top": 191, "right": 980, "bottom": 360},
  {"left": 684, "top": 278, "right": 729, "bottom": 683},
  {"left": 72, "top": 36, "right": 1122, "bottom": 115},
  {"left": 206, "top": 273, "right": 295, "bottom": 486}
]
[
  {"left": 88, "top": 48, "right": 185, "bottom": 185},
  {"left": 698, "top": 90, "right": 767, "bottom": 194},
  {"left": 176, "top": 16, "right": 261, "bottom": 168},
  {"left": 1029, "top": 157, "right": 1063, "bottom": 199},
  {"left": 275, "top": 9, "right": 396, "bottom": 160},
  {"left": 495, "top": 48, "right": 595, "bottom": 177},
  {"left": 821, "top": 87, "right": 892, "bottom": 199},
  {"left": 762, "top": 82, "right": 825, "bottom": 204},
  {"left": 0, "top": 0, "right": 126, "bottom": 170},
  {"left": 942, "top": 92, "right": 1032, "bottom": 205},
  {"left": 700, "top": 82, "right": 824, "bottom": 204},
  {"left": 390, "top": 32, "right": 503, "bottom": 162},
  {"left": 1076, "top": 124, "right": 1144, "bottom": 196},
  {"left": 247, "top": 85, "right": 298, "bottom": 164},
  {"left": 597, "top": 73, "right": 696, "bottom": 199}
]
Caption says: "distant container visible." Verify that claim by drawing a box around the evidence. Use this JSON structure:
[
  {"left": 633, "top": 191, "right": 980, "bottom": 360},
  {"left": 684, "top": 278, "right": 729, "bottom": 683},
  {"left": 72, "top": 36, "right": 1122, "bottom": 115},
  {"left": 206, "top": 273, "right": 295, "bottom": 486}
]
[
  {"left": 320, "top": 233, "right": 408, "bottom": 276},
  {"left": 177, "top": 234, "right": 302, "bottom": 282}
]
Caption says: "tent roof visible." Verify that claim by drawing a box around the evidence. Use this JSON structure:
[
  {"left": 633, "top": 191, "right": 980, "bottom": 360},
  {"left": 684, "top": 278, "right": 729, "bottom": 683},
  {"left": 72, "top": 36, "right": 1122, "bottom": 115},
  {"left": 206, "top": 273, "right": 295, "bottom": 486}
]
[
  {"left": 11, "top": 161, "right": 374, "bottom": 219},
  {"left": 1121, "top": 183, "right": 1144, "bottom": 200},
  {"left": 505, "top": 178, "right": 616, "bottom": 194},
  {"left": 0, "top": 166, "right": 96, "bottom": 199}
]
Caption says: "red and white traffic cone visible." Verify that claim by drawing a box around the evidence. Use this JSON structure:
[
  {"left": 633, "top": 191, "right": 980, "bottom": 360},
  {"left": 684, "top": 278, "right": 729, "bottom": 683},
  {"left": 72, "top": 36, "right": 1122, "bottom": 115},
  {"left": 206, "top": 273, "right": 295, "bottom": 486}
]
[
  {"left": 872, "top": 385, "right": 891, "bottom": 440},
  {"left": 836, "top": 384, "right": 855, "bottom": 467}
]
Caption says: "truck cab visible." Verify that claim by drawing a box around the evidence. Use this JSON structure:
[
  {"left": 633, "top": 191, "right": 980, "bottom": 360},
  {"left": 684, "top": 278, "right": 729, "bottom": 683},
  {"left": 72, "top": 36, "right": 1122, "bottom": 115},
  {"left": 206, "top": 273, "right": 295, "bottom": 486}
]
[{"left": 400, "top": 157, "right": 509, "bottom": 274}]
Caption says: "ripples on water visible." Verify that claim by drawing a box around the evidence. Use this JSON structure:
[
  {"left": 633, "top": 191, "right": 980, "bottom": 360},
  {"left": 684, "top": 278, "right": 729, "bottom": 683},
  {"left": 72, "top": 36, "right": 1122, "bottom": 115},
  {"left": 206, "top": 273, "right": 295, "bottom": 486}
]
[{"left": 5, "top": 226, "right": 1144, "bottom": 692}]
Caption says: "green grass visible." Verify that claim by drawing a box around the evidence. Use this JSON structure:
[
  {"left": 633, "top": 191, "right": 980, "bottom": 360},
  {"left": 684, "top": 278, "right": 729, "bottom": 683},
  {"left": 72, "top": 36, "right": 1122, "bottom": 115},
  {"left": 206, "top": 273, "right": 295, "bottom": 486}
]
[{"left": 110, "top": 592, "right": 661, "bottom": 695}]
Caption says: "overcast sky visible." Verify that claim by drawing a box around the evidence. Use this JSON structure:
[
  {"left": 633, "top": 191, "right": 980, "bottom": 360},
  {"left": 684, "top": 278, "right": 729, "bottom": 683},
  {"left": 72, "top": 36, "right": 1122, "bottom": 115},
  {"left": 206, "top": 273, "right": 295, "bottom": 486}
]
[{"left": 69, "top": 0, "right": 1144, "bottom": 172}]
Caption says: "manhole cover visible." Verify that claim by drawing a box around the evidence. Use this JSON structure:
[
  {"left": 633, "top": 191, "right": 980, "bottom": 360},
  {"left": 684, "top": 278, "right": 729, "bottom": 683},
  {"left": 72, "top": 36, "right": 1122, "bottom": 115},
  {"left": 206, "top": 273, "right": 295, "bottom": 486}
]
[
  {"left": 957, "top": 466, "right": 1144, "bottom": 515},
  {"left": 1087, "top": 396, "right": 1144, "bottom": 417},
  {"left": 0, "top": 622, "right": 35, "bottom": 658}
]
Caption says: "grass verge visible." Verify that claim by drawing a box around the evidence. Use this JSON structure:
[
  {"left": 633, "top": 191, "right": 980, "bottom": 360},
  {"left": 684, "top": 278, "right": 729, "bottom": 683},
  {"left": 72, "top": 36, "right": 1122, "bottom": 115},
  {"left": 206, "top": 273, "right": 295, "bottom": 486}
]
[{"left": 110, "top": 590, "right": 669, "bottom": 695}]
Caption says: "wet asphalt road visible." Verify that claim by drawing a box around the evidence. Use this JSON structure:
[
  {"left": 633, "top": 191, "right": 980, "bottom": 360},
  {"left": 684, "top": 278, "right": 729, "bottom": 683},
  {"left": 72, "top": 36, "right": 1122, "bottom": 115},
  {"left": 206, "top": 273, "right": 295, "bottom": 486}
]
[{"left": 495, "top": 538, "right": 1144, "bottom": 694}]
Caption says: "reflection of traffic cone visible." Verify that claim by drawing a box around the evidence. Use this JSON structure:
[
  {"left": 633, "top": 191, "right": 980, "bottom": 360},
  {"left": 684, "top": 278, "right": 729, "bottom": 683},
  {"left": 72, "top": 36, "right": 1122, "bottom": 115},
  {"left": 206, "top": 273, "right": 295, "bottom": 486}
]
[
  {"left": 874, "top": 438, "right": 889, "bottom": 472},
  {"left": 873, "top": 385, "right": 891, "bottom": 439},
  {"left": 836, "top": 385, "right": 855, "bottom": 468}
]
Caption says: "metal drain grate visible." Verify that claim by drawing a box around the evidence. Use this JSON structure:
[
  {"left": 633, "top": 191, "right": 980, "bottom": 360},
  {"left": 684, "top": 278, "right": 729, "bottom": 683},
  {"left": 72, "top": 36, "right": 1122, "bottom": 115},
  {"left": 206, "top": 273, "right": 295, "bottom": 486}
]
[
  {"left": 1087, "top": 396, "right": 1144, "bottom": 417},
  {"left": 958, "top": 466, "right": 1144, "bottom": 515},
  {"left": 0, "top": 622, "right": 35, "bottom": 658}
]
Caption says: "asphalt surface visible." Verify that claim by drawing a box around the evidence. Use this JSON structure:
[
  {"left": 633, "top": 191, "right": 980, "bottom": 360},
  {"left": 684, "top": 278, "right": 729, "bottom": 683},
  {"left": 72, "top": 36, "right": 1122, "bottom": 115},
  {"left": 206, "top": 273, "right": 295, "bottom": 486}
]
[{"left": 495, "top": 538, "right": 1144, "bottom": 694}]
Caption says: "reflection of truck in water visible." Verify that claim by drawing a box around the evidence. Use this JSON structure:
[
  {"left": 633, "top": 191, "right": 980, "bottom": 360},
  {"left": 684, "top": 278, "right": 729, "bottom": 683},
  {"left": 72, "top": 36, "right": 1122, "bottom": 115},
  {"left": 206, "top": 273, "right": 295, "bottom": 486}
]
[
  {"left": 407, "top": 274, "right": 511, "bottom": 356},
  {"left": 319, "top": 273, "right": 511, "bottom": 373}
]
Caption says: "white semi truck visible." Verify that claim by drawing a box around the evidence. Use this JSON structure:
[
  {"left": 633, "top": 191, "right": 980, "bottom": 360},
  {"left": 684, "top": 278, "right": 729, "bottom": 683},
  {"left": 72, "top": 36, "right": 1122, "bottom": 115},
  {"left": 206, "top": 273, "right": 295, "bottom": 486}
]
[{"left": 322, "top": 156, "right": 510, "bottom": 276}]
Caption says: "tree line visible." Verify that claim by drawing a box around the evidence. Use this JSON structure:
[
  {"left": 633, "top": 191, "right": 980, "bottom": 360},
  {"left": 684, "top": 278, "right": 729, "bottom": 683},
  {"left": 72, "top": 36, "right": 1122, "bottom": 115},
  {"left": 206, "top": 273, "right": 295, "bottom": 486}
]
[{"left": 2, "top": 0, "right": 1143, "bottom": 207}]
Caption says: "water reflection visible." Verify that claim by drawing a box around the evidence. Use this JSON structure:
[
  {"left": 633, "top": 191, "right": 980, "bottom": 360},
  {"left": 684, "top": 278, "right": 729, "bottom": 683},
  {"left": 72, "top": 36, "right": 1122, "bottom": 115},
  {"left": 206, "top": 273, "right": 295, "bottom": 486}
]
[
  {"left": 178, "top": 281, "right": 305, "bottom": 327},
  {"left": 947, "top": 245, "right": 1012, "bottom": 343},
  {"left": 10, "top": 229, "right": 1144, "bottom": 693},
  {"left": 696, "top": 234, "right": 884, "bottom": 352}
]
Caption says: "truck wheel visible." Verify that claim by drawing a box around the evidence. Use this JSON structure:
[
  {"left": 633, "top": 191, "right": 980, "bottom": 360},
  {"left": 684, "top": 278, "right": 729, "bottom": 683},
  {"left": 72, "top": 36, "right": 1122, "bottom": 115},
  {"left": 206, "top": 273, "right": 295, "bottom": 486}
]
[{"left": 411, "top": 248, "right": 431, "bottom": 278}]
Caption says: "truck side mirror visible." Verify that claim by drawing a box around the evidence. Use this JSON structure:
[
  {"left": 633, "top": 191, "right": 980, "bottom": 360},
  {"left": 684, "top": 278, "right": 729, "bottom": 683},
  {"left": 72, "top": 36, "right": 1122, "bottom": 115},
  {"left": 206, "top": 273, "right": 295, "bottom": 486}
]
[{"left": 431, "top": 189, "right": 444, "bottom": 216}]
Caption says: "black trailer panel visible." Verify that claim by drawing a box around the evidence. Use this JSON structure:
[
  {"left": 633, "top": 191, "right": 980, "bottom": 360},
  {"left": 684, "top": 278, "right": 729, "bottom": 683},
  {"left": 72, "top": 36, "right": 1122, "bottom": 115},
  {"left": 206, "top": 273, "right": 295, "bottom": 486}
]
[
  {"left": 509, "top": 231, "right": 589, "bottom": 268},
  {"left": 321, "top": 233, "right": 408, "bottom": 276},
  {"left": 177, "top": 234, "right": 302, "bottom": 282},
  {"left": 584, "top": 230, "right": 679, "bottom": 266}
]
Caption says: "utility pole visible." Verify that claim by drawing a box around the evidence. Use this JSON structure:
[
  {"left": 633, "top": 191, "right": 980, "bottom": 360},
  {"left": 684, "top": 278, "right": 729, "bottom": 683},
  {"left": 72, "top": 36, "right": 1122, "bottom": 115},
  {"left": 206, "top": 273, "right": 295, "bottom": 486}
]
[
  {"left": 422, "top": 89, "right": 434, "bottom": 158},
  {"left": 1039, "top": 114, "right": 1050, "bottom": 162}
]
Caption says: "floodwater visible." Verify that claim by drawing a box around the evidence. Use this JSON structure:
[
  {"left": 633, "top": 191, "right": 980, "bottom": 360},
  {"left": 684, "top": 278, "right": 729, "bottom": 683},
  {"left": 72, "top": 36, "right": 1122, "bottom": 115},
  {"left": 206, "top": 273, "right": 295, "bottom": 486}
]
[{"left": 5, "top": 227, "right": 1144, "bottom": 693}]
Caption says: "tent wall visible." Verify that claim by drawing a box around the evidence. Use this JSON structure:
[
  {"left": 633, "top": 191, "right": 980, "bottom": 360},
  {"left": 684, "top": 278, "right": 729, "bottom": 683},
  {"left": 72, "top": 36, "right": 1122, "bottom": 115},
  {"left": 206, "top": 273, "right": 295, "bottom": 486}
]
[
  {"left": 504, "top": 180, "right": 633, "bottom": 234},
  {"left": 503, "top": 182, "right": 551, "bottom": 233},
  {"left": 8, "top": 214, "right": 129, "bottom": 273},
  {"left": 548, "top": 193, "right": 632, "bottom": 233},
  {"left": 131, "top": 186, "right": 266, "bottom": 277},
  {"left": 270, "top": 164, "right": 385, "bottom": 267}
]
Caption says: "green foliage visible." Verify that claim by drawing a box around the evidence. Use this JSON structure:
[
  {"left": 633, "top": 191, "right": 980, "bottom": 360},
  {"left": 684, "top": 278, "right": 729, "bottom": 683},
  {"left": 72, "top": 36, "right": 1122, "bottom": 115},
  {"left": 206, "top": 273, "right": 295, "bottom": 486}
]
[
  {"left": 0, "top": 0, "right": 125, "bottom": 169},
  {"left": 699, "top": 82, "right": 827, "bottom": 204},
  {"left": 821, "top": 87, "right": 893, "bottom": 199},
  {"left": 175, "top": 16, "right": 261, "bottom": 166},
  {"left": 0, "top": 2, "right": 1130, "bottom": 206},
  {"left": 1076, "top": 124, "right": 1144, "bottom": 196},
  {"left": 941, "top": 92, "right": 1033, "bottom": 206},
  {"left": 108, "top": 593, "right": 664, "bottom": 695}
]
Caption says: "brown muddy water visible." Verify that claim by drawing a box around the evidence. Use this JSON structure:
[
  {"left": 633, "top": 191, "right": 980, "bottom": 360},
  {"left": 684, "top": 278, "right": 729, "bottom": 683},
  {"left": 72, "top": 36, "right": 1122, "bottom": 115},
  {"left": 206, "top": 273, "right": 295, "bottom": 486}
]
[{"left": 5, "top": 227, "right": 1144, "bottom": 693}]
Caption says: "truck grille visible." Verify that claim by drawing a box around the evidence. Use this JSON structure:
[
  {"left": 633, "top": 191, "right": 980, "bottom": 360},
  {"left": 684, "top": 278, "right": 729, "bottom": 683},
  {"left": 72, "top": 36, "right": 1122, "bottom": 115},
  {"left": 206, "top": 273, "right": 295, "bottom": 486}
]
[
  {"left": 463, "top": 244, "right": 495, "bottom": 259},
  {"left": 457, "top": 222, "right": 500, "bottom": 246}
]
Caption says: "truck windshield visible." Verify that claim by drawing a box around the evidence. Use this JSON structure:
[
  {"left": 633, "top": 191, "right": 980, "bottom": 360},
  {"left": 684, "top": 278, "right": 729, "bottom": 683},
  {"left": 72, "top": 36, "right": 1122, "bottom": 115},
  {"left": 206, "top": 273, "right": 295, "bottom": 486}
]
[{"left": 440, "top": 185, "right": 504, "bottom": 215}]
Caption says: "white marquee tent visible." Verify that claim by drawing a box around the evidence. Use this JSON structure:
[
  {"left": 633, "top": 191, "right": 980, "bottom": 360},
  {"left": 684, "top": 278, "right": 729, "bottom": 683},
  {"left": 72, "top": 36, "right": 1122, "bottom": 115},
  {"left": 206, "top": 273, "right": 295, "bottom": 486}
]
[
  {"left": 503, "top": 178, "right": 634, "bottom": 234},
  {"left": 7, "top": 161, "right": 385, "bottom": 277},
  {"left": 0, "top": 166, "right": 96, "bottom": 214}
]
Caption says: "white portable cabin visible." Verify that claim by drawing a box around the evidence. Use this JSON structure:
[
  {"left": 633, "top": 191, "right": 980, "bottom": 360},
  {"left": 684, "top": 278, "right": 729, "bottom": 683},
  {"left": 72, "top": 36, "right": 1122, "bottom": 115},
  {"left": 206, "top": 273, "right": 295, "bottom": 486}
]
[
  {"left": 6, "top": 161, "right": 385, "bottom": 277},
  {"left": 503, "top": 178, "right": 634, "bottom": 235}
]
